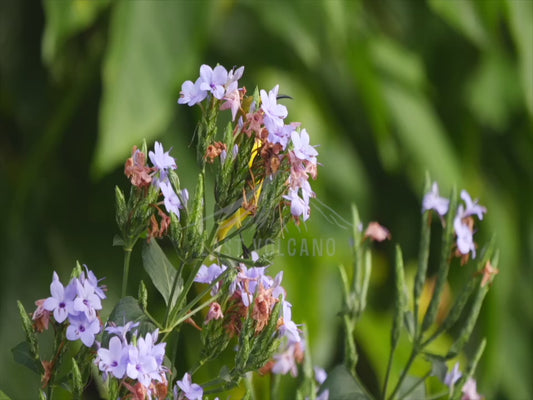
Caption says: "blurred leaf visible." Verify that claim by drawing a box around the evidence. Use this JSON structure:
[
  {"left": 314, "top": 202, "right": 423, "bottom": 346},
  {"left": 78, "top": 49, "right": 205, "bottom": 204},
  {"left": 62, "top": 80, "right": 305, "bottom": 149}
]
[
  {"left": 398, "top": 375, "right": 426, "bottom": 400},
  {"left": 92, "top": 1, "right": 209, "bottom": 176},
  {"left": 42, "top": 0, "right": 109, "bottom": 65},
  {"left": 142, "top": 239, "right": 180, "bottom": 307},
  {"left": 0, "top": 390, "right": 13, "bottom": 400},
  {"left": 383, "top": 81, "right": 460, "bottom": 187},
  {"left": 102, "top": 296, "right": 156, "bottom": 346},
  {"left": 11, "top": 341, "right": 43, "bottom": 375},
  {"left": 466, "top": 51, "right": 522, "bottom": 131},
  {"left": 429, "top": 0, "right": 488, "bottom": 47},
  {"left": 320, "top": 364, "right": 371, "bottom": 400},
  {"left": 506, "top": 0, "right": 533, "bottom": 119},
  {"left": 425, "top": 353, "right": 448, "bottom": 382}
]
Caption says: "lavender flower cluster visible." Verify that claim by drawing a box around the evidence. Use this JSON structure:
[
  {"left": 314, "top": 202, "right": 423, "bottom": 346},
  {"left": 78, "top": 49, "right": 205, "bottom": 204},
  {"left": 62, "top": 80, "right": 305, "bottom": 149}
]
[
  {"left": 423, "top": 183, "right": 487, "bottom": 263},
  {"left": 37, "top": 267, "right": 106, "bottom": 347},
  {"left": 178, "top": 64, "right": 319, "bottom": 222},
  {"left": 96, "top": 323, "right": 167, "bottom": 395}
]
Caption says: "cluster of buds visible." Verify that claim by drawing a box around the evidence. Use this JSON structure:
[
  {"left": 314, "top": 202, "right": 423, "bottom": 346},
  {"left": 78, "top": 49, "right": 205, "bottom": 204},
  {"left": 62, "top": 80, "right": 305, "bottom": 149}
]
[
  {"left": 96, "top": 322, "right": 168, "bottom": 399},
  {"left": 34, "top": 266, "right": 106, "bottom": 347}
]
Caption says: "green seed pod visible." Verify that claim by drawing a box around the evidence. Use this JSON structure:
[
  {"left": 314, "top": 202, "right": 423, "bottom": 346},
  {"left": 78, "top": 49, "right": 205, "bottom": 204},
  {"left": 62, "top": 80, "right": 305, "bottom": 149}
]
[
  {"left": 71, "top": 357, "right": 83, "bottom": 400},
  {"left": 186, "top": 173, "right": 205, "bottom": 257},
  {"left": 17, "top": 301, "right": 39, "bottom": 359},
  {"left": 391, "top": 246, "right": 407, "bottom": 348},
  {"left": 138, "top": 280, "right": 148, "bottom": 310},
  {"left": 114, "top": 186, "right": 128, "bottom": 230},
  {"left": 413, "top": 174, "right": 432, "bottom": 332}
]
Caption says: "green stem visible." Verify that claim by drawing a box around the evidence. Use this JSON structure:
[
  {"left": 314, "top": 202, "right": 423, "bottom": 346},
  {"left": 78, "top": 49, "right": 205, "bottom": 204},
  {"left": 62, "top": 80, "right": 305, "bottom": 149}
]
[
  {"left": 397, "top": 370, "right": 431, "bottom": 400},
  {"left": 121, "top": 247, "right": 133, "bottom": 298},
  {"left": 388, "top": 349, "right": 417, "bottom": 400},
  {"left": 382, "top": 344, "right": 395, "bottom": 400}
]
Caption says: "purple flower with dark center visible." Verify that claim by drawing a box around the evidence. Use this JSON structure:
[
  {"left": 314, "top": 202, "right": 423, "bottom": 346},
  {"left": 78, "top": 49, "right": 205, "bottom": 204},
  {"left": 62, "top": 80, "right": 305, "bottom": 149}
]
[
  {"left": 422, "top": 182, "right": 449, "bottom": 216},
  {"left": 43, "top": 272, "right": 76, "bottom": 324},
  {"left": 175, "top": 372, "right": 203, "bottom": 400},
  {"left": 66, "top": 313, "right": 100, "bottom": 347},
  {"left": 97, "top": 336, "right": 128, "bottom": 379},
  {"left": 178, "top": 78, "right": 208, "bottom": 106},
  {"left": 261, "top": 85, "right": 288, "bottom": 133},
  {"left": 199, "top": 64, "right": 228, "bottom": 99},
  {"left": 73, "top": 279, "right": 102, "bottom": 320}
]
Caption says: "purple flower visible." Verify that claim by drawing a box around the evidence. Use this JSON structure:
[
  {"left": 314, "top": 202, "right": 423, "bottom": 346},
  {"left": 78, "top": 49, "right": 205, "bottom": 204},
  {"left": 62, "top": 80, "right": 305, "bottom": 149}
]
[
  {"left": 460, "top": 190, "right": 487, "bottom": 220},
  {"left": 284, "top": 188, "right": 311, "bottom": 222},
  {"left": 422, "top": 182, "right": 449, "bottom": 216},
  {"left": 272, "top": 343, "right": 298, "bottom": 377},
  {"left": 175, "top": 372, "right": 203, "bottom": 400},
  {"left": 268, "top": 123, "right": 299, "bottom": 150},
  {"left": 159, "top": 180, "right": 183, "bottom": 217},
  {"left": 178, "top": 78, "right": 208, "bottom": 106},
  {"left": 279, "top": 301, "right": 301, "bottom": 343},
  {"left": 195, "top": 263, "right": 227, "bottom": 295},
  {"left": 97, "top": 336, "right": 129, "bottom": 379},
  {"left": 454, "top": 209, "right": 477, "bottom": 258},
  {"left": 105, "top": 321, "right": 140, "bottom": 343},
  {"left": 226, "top": 66, "right": 244, "bottom": 87},
  {"left": 291, "top": 129, "right": 318, "bottom": 164},
  {"left": 66, "top": 313, "right": 100, "bottom": 347},
  {"left": 314, "top": 366, "right": 327, "bottom": 385},
  {"left": 80, "top": 265, "right": 106, "bottom": 300},
  {"left": 43, "top": 272, "right": 76, "bottom": 324},
  {"left": 261, "top": 85, "right": 288, "bottom": 133},
  {"left": 73, "top": 279, "right": 102, "bottom": 320},
  {"left": 199, "top": 64, "right": 228, "bottom": 99},
  {"left": 444, "top": 362, "right": 462, "bottom": 389},
  {"left": 149, "top": 142, "right": 177, "bottom": 180},
  {"left": 461, "top": 377, "right": 481, "bottom": 400}
]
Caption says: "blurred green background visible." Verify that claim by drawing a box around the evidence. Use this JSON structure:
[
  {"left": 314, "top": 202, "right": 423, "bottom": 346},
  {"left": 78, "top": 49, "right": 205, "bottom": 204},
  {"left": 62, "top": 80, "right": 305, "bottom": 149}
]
[{"left": 1, "top": 0, "right": 532, "bottom": 399}]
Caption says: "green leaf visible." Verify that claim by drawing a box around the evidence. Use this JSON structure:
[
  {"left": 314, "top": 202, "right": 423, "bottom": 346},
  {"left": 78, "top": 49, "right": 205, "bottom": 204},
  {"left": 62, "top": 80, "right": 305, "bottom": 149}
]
[
  {"left": 11, "top": 341, "right": 43, "bottom": 375},
  {"left": 142, "top": 240, "right": 180, "bottom": 306},
  {"left": 398, "top": 375, "right": 427, "bottom": 400},
  {"left": 320, "top": 364, "right": 371, "bottom": 400},
  {"left": 92, "top": 1, "right": 209, "bottom": 176},
  {"left": 506, "top": 0, "right": 533, "bottom": 119},
  {"left": 429, "top": 0, "right": 488, "bottom": 48},
  {"left": 425, "top": 353, "right": 448, "bottom": 382},
  {"left": 42, "top": 0, "right": 109, "bottom": 65},
  {"left": 102, "top": 296, "right": 156, "bottom": 346},
  {"left": 0, "top": 390, "right": 13, "bottom": 400}
]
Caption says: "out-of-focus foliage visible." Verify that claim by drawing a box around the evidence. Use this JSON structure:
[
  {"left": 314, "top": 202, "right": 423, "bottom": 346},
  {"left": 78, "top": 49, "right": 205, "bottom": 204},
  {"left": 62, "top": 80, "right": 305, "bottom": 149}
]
[{"left": 1, "top": 1, "right": 531, "bottom": 399}]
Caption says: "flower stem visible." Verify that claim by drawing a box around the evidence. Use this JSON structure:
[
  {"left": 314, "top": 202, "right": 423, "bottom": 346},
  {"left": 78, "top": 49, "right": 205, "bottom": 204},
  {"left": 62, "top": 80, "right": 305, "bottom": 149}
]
[{"left": 121, "top": 247, "right": 133, "bottom": 298}]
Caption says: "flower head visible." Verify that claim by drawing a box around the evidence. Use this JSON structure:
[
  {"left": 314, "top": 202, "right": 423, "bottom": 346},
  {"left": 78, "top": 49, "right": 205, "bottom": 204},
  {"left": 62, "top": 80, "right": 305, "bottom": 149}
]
[
  {"left": 261, "top": 85, "right": 288, "bottom": 133},
  {"left": 97, "top": 336, "right": 129, "bottom": 379},
  {"left": 175, "top": 372, "right": 203, "bottom": 400},
  {"left": 199, "top": 64, "right": 228, "bottom": 99},
  {"left": 422, "top": 182, "right": 449, "bottom": 216},
  {"left": 66, "top": 313, "right": 100, "bottom": 347},
  {"left": 461, "top": 377, "right": 481, "bottom": 400},
  {"left": 444, "top": 362, "right": 462, "bottom": 389},
  {"left": 43, "top": 271, "right": 76, "bottom": 324},
  {"left": 178, "top": 78, "right": 208, "bottom": 106},
  {"left": 159, "top": 180, "right": 183, "bottom": 218},
  {"left": 149, "top": 141, "right": 177, "bottom": 181}
]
